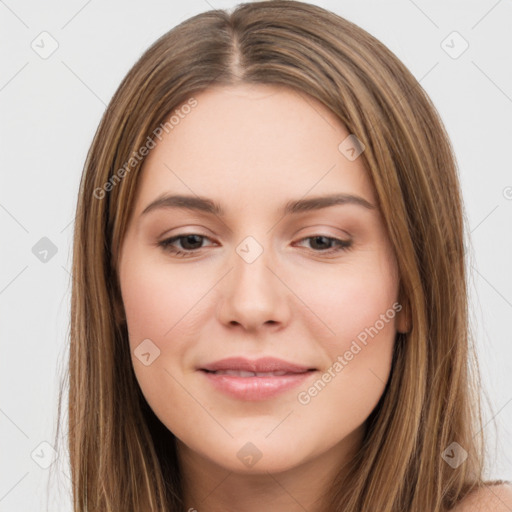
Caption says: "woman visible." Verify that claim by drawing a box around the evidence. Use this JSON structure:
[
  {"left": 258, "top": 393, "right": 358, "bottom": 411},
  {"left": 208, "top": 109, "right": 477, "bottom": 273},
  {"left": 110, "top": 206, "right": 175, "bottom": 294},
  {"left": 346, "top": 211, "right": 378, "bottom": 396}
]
[{"left": 57, "top": 1, "right": 512, "bottom": 510}]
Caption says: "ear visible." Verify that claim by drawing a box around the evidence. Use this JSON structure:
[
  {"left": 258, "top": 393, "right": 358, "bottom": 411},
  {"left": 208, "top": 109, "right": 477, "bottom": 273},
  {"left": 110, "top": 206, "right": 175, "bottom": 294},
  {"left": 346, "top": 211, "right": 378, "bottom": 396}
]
[{"left": 395, "top": 286, "right": 411, "bottom": 334}]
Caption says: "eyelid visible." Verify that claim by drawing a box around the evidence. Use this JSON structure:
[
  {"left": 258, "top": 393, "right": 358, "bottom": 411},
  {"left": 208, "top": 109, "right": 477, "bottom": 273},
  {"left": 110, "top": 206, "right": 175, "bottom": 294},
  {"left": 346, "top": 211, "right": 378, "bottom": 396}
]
[
  {"left": 157, "top": 226, "right": 352, "bottom": 245},
  {"left": 292, "top": 224, "right": 353, "bottom": 241},
  {"left": 157, "top": 224, "right": 216, "bottom": 239},
  {"left": 157, "top": 233, "right": 217, "bottom": 249}
]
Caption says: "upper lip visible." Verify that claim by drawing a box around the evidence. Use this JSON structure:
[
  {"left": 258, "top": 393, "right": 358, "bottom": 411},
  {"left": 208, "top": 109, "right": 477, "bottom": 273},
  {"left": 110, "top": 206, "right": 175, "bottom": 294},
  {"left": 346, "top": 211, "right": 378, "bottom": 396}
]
[{"left": 200, "top": 357, "right": 315, "bottom": 373}]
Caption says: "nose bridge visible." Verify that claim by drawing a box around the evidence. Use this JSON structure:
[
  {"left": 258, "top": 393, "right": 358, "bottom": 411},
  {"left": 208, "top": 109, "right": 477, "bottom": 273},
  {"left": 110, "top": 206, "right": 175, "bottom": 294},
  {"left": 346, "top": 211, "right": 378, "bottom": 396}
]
[
  {"left": 218, "top": 233, "right": 288, "bottom": 329},
  {"left": 232, "top": 234, "right": 277, "bottom": 298}
]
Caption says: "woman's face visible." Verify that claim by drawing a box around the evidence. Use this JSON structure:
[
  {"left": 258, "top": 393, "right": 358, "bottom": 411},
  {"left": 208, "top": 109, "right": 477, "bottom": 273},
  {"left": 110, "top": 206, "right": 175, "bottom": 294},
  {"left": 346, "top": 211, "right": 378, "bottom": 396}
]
[{"left": 118, "top": 83, "right": 406, "bottom": 475}]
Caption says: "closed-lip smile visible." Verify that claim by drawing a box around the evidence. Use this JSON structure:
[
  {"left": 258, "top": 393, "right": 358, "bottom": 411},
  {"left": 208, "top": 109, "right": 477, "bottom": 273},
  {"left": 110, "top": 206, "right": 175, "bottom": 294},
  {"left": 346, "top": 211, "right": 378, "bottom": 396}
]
[{"left": 198, "top": 357, "right": 317, "bottom": 400}]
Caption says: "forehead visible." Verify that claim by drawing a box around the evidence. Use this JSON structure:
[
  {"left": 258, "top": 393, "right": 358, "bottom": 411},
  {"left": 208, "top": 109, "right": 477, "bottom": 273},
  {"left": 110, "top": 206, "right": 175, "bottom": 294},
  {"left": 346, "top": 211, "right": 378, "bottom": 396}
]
[{"left": 132, "top": 83, "right": 375, "bottom": 215}]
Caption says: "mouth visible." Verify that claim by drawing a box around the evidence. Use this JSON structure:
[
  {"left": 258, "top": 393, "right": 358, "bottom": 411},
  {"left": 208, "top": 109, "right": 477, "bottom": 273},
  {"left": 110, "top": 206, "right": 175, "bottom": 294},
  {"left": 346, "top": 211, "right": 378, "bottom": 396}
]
[
  {"left": 202, "top": 369, "right": 312, "bottom": 377},
  {"left": 199, "top": 356, "right": 316, "bottom": 374},
  {"left": 198, "top": 357, "right": 317, "bottom": 400}
]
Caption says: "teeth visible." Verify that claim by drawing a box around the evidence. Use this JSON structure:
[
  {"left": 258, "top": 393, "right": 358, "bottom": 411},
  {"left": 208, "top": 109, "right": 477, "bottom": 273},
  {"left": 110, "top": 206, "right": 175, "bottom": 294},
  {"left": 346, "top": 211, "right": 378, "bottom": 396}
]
[{"left": 212, "top": 370, "right": 289, "bottom": 377}]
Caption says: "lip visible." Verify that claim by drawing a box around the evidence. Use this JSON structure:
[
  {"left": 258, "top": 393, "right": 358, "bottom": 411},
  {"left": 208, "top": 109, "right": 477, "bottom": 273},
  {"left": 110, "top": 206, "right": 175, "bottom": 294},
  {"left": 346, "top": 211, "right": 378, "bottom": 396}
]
[
  {"left": 198, "top": 357, "right": 317, "bottom": 401},
  {"left": 200, "top": 356, "right": 314, "bottom": 373}
]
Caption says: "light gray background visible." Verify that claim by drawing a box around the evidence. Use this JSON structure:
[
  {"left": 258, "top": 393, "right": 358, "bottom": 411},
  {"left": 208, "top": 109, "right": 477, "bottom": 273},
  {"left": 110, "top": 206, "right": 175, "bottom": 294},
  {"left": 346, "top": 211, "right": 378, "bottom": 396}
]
[{"left": 1, "top": 0, "right": 511, "bottom": 510}]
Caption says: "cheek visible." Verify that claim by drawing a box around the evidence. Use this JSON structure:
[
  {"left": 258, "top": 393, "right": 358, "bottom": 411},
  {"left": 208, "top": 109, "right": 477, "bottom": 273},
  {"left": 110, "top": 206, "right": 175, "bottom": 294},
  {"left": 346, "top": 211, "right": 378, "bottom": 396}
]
[
  {"left": 292, "top": 256, "right": 399, "bottom": 350},
  {"left": 336, "top": 278, "right": 398, "bottom": 357},
  {"left": 121, "top": 268, "right": 172, "bottom": 345},
  {"left": 293, "top": 269, "right": 398, "bottom": 444},
  {"left": 119, "top": 256, "right": 210, "bottom": 428},
  {"left": 120, "top": 253, "right": 211, "bottom": 348},
  {"left": 290, "top": 252, "right": 399, "bottom": 416}
]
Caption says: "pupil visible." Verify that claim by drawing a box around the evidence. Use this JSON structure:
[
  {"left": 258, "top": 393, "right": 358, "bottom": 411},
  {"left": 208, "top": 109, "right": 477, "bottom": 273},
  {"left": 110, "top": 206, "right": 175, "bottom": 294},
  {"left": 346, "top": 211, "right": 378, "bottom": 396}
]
[
  {"left": 312, "top": 236, "right": 329, "bottom": 250},
  {"left": 183, "top": 235, "right": 202, "bottom": 249}
]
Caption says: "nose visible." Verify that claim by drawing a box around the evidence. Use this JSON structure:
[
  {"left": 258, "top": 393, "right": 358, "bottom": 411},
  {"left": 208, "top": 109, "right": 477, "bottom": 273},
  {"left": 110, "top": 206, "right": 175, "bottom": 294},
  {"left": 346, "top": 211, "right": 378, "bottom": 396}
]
[{"left": 216, "top": 239, "right": 291, "bottom": 332}]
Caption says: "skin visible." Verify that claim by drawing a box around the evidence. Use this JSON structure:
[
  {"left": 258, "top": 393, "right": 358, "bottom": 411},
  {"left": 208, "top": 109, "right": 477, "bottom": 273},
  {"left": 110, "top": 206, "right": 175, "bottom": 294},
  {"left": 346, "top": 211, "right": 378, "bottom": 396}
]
[
  {"left": 453, "top": 484, "right": 512, "bottom": 512},
  {"left": 118, "top": 83, "right": 409, "bottom": 511}
]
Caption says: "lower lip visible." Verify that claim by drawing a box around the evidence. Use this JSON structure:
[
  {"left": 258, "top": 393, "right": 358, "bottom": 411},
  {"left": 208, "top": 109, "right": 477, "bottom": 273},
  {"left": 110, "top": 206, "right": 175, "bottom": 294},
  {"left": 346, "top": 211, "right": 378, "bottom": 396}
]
[{"left": 200, "top": 370, "right": 316, "bottom": 400}]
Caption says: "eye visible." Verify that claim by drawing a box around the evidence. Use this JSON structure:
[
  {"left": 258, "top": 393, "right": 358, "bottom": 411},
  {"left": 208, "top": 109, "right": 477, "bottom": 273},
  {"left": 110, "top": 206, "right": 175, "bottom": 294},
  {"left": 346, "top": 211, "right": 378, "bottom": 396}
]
[
  {"left": 294, "top": 235, "right": 353, "bottom": 255},
  {"left": 157, "top": 233, "right": 353, "bottom": 258},
  {"left": 158, "top": 234, "right": 215, "bottom": 257}
]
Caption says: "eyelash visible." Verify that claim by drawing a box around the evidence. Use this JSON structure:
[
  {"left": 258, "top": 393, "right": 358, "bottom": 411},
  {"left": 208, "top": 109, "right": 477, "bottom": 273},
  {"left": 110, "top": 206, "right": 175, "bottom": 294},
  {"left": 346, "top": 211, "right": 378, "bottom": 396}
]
[{"left": 157, "top": 233, "right": 353, "bottom": 258}]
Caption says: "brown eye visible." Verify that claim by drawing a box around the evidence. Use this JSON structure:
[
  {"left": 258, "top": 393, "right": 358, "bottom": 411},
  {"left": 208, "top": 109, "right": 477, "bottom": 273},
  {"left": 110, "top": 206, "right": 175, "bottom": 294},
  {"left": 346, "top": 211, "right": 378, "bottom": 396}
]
[
  {"left": 158, "top": 234, "right": 214, "bottom": 257},
  {"left": 295, "top": 235, "right": 352, "bottom": 254}
]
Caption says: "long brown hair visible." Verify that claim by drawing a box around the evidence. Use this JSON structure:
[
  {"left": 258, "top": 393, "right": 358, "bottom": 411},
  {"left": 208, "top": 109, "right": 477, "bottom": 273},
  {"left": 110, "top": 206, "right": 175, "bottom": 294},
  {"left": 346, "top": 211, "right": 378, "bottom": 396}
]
[{"left": 52, "top": 1, "right": 502, "bottom": 509}]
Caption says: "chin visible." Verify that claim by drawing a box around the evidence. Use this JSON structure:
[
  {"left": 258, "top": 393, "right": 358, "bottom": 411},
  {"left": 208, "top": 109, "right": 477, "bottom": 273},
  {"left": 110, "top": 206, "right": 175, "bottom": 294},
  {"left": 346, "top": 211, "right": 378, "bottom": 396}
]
[{"left": 183, "top": 436, "right": 312, "bottom": 475}]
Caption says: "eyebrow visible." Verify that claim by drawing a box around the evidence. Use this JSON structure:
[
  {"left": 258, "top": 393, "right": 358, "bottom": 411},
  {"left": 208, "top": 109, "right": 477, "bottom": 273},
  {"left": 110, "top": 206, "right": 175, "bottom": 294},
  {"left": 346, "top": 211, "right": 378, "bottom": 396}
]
[{"left": 141, "top": 192, "right": 376, "bottom": 218}]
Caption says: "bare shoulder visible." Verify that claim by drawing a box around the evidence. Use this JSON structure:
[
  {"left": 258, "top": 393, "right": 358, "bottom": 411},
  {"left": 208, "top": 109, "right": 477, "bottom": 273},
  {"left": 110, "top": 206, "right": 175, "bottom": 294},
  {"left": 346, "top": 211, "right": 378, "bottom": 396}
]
[{"left": 452, "top": 483, "right": 512, "bottom": 511}]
